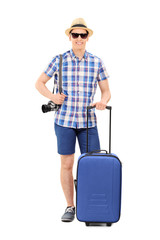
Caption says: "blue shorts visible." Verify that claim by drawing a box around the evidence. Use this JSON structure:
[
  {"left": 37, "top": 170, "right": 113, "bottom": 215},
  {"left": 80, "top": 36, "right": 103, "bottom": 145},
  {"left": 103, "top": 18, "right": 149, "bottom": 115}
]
[{"left": 54, "top": 123, "right": 100, "bottom": 155}]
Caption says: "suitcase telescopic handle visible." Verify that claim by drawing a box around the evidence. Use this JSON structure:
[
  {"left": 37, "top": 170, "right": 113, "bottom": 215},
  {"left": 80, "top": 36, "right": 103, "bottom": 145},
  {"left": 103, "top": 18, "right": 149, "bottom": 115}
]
[{"left": 86, "top": 105, "right": 112, "bottom": 153}]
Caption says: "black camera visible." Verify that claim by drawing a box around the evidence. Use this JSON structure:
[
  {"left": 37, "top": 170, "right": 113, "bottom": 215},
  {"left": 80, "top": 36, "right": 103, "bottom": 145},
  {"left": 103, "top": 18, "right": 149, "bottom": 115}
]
[{"left": 41, "top": 101, "right": 60, "bottom": 113}]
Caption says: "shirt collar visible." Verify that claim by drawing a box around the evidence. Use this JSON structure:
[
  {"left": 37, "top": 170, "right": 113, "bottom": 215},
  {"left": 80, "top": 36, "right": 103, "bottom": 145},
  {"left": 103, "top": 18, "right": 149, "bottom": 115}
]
[
  {"left": 83, "top": 50, "right": 88, "bottom": 60},
  {"left": 70, "top": 49, "right": 88, "bottom": 60}
]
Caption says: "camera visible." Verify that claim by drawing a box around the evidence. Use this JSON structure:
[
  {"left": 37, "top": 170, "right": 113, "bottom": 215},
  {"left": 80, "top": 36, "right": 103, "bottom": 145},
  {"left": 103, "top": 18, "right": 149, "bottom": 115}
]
[{"left": 41, "top": 101, "right": 60, "bottom": 113}]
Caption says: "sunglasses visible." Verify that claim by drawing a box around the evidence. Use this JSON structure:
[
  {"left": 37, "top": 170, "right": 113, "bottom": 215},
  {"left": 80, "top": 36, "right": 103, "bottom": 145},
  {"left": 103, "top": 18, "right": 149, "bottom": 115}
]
[{"left": 71, "top": 32, "right": 88, "bottom": 39}]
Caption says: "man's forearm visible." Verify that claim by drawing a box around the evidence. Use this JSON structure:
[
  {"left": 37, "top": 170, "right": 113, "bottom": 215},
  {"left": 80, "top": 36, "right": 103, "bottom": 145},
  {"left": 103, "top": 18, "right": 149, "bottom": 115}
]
[
  {"left": 35, "top": 82, "right": 54, "bottom": 102},
  {"left": 101, "top": 90, "right": 111, "bottom": 104}
]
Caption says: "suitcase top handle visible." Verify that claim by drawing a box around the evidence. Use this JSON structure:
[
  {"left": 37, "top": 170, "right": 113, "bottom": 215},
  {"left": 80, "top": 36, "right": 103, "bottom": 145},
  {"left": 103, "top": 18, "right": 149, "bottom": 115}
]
[
  {"left": 86, "top": 149, "right": 108, "bottom": 155},
  {"left": 87, "top": 106, "right": 112, "bottom": 111},
  {"left": 86, "top": 105, "right": 112, "bottom": 153}
]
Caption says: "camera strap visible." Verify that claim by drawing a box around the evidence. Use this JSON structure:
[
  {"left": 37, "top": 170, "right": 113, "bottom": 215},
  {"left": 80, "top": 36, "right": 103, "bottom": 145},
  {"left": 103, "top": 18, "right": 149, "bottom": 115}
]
[
  {"left": 59, "top": 54, "right": 63, "bottom": 94},
  {"left": 52, "top": 54, "right": 63, "bottom": 94}
]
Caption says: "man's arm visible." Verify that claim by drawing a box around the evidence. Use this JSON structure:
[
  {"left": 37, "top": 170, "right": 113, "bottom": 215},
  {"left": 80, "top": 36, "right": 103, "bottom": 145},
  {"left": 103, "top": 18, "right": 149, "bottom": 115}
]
[
  {"left": 35, "top": 72, "right": 66, "bottom": 104},
  {"left": 92, "top": 79, "right": 111, "bottom": 110}
]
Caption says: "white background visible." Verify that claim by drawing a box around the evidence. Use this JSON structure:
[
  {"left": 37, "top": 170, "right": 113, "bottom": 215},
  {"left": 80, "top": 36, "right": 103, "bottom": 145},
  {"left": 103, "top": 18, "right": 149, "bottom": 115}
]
[{"left": 0, "top": 0, "right": 160, "bottom": 239}]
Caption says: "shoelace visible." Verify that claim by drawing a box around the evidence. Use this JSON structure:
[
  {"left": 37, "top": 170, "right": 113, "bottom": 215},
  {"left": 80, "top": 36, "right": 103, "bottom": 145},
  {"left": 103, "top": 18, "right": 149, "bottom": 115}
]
[{"left": 66, "top": 207, "right": 74, "bottom": 213}]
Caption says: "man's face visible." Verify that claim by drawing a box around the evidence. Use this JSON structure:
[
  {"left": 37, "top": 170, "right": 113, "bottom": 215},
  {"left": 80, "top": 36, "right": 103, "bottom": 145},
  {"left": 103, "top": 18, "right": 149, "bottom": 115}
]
[{"left": 69, "top": 28, "right": 89, "bottom": 50}]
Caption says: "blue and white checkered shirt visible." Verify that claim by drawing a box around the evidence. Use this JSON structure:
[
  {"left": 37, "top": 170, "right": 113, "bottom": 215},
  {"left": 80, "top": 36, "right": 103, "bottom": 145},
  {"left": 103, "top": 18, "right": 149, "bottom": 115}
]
[{"left": 44, "top": 49, "right": 109, "bottom": 129}]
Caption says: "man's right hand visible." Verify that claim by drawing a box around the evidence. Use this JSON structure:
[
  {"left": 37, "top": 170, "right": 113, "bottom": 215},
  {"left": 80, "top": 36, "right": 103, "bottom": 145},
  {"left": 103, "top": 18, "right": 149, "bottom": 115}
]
[{"left": 52, "top": 93, "right": 67, "bottom": 105}]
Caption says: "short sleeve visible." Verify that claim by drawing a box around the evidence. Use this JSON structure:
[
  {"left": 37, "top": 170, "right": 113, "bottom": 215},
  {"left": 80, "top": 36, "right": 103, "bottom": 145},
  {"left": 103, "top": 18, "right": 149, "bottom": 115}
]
[
  {"left": 97, "top": 59, "right": 109, "bottom": 81},
  {"left": 44, "top": 56, "right": 58, "bottom": 78}
]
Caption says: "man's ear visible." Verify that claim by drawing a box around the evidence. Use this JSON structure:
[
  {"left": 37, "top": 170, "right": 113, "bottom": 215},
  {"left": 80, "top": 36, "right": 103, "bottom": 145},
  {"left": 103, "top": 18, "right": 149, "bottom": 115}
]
[{"left": 69, "top": 34, "right": 71, "bottom": 41}]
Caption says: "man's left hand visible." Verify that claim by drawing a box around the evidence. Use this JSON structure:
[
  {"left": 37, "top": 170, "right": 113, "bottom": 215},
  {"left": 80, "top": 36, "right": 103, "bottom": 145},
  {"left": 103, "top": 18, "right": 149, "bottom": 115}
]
[{"left": 91, "top": 101, "right": 107, "bottom": 110}]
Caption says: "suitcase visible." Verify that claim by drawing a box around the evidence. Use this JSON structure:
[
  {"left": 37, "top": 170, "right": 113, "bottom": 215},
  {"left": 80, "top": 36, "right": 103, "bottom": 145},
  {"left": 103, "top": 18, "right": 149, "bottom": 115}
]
[{"left": 74, "top": 106, "right": 122, "bottom": 226}]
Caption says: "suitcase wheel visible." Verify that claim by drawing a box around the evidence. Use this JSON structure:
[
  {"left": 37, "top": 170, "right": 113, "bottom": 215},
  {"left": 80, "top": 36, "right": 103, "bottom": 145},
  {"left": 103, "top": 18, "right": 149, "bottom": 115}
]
[
  {"left": 85, "top": 222, "right": 90, "bottom": 226},
  {"left": 106, "top": 222, "right": 112, "bottom": 227}
]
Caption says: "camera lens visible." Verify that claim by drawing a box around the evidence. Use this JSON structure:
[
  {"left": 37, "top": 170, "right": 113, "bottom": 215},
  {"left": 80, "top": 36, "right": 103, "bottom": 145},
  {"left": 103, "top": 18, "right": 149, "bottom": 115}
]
[{"left": 41, "top": 104, "right": 51, "bottom": 113}]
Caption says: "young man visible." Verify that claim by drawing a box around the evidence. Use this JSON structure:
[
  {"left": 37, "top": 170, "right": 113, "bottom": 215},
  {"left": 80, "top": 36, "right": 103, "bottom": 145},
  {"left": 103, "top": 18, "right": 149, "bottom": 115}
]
[{"left": 35, "top": 18, "right": 111, "bottom": 222}]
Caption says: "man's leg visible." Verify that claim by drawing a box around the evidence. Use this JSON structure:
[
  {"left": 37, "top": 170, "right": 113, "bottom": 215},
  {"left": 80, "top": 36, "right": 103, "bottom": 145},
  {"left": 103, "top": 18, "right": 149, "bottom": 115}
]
[
  {"left": 54, "top": 123, "right": 76, "bottom": 221},
  {"left": 60, "top": 154, "right": 75, "bottom": 207},
  {"left": 60, "top": 154, "right": 75, "bottom": 222}
]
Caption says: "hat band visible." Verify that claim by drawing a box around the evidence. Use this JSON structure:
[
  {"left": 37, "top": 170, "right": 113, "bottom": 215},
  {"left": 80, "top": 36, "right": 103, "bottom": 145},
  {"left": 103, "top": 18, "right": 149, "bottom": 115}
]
[{"left": 71, "top": 24, "right": 87, "bottom": 28}]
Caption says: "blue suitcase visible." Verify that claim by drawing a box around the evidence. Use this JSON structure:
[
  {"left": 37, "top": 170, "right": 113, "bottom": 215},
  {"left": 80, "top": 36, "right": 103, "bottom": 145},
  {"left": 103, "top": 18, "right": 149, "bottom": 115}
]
[{"left": 75, "top": 106, "right": 122, "bottom": 226}]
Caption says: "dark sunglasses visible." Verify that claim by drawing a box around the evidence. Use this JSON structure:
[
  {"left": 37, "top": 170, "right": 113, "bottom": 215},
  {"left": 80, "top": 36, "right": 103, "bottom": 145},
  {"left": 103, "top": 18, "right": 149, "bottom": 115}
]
[{"left": 71, "top": 32, "right": 88, "bottom": 39}]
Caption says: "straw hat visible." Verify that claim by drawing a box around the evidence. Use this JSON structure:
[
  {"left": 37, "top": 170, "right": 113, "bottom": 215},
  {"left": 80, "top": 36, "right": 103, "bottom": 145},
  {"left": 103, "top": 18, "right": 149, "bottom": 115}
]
[{"left": 65, "top": 18, "right": 93, "bottom": 37}]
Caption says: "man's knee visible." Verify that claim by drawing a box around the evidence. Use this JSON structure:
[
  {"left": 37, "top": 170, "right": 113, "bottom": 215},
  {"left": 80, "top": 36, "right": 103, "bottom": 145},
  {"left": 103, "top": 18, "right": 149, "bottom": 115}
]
[{"left": 60, "top": 154, "right": 74, "bottom": 170}]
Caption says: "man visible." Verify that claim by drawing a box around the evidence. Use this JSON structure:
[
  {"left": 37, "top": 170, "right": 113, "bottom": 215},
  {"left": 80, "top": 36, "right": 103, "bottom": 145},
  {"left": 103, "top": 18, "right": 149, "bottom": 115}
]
[{"left": 35, "top": 18, "right": 111, "bottom": 222}]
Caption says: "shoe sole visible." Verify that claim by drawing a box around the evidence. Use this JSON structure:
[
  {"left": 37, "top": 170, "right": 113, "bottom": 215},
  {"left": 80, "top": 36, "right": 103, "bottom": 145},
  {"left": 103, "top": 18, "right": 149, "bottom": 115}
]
[{"left": 61, "top": 217, "right": 75, "bottom": 222}]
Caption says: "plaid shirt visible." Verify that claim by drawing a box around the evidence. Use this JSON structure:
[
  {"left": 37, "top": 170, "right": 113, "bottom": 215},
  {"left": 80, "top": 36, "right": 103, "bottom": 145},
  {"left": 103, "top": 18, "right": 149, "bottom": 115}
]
[{"left": 44, "top": 49, "right": 109, "bottom": 129}]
